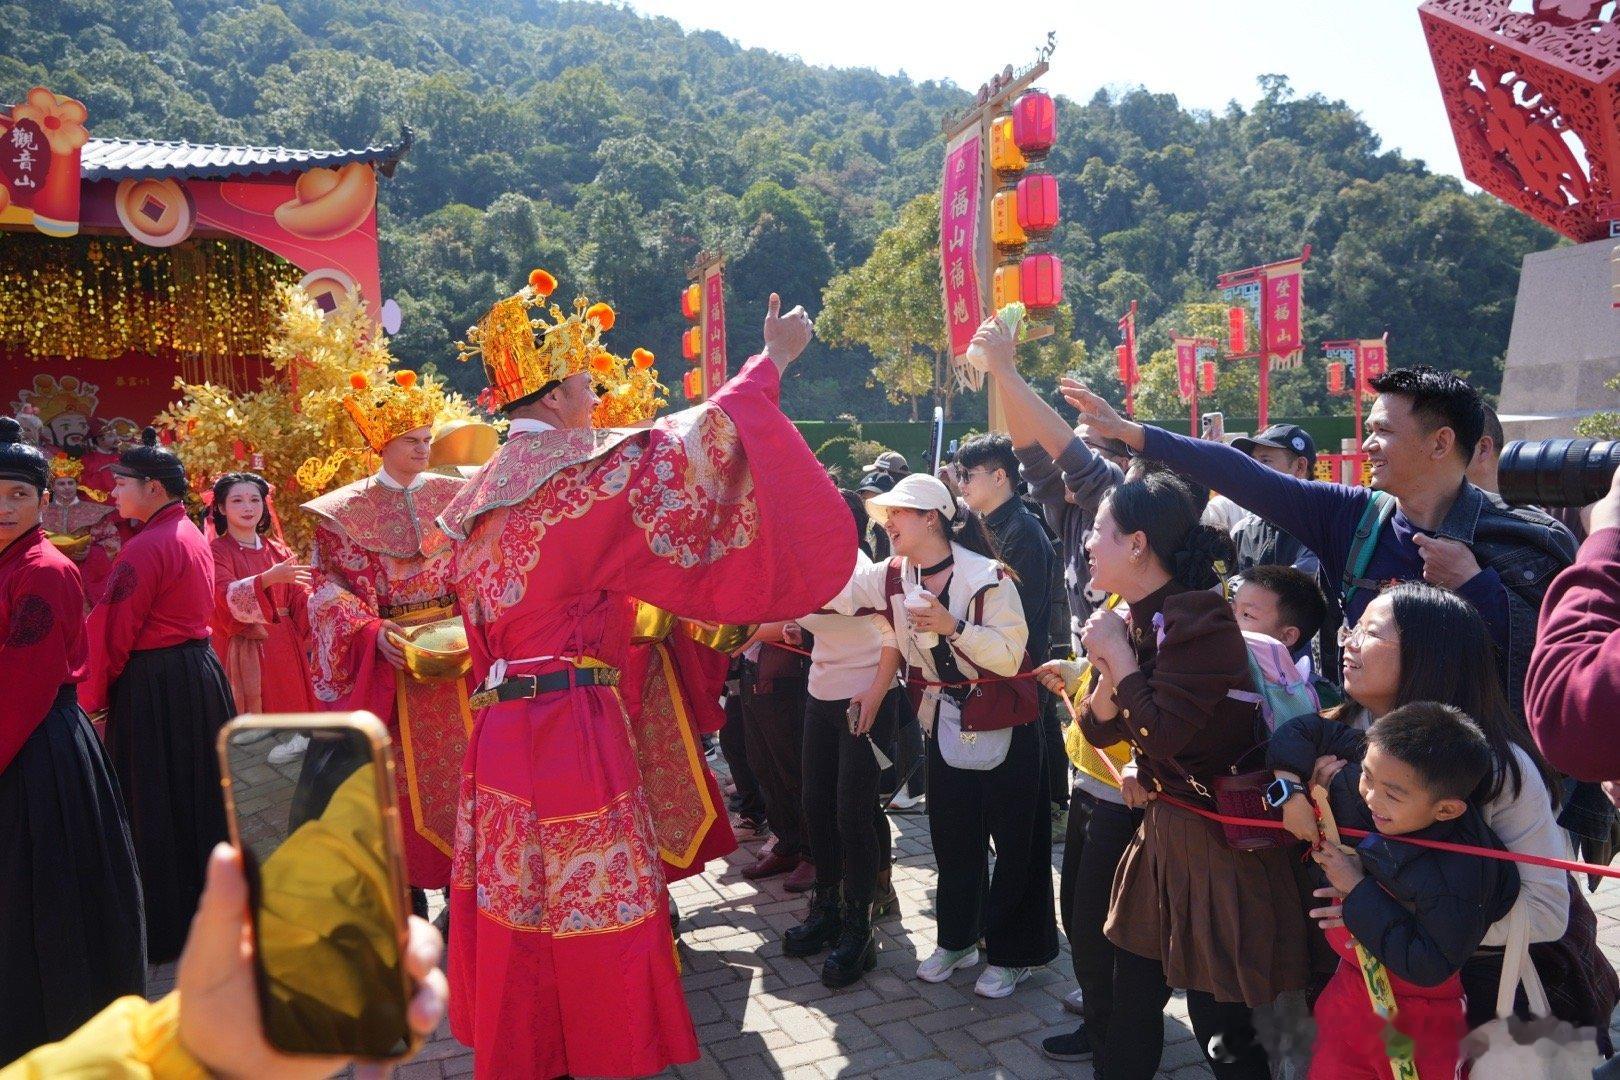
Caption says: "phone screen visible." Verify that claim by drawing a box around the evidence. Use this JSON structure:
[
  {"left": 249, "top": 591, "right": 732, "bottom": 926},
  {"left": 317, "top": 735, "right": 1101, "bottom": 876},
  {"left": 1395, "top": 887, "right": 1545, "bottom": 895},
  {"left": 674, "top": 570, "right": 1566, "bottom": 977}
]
[{"left": 224, "top": 724, "right": 411, "bottom": 1058}]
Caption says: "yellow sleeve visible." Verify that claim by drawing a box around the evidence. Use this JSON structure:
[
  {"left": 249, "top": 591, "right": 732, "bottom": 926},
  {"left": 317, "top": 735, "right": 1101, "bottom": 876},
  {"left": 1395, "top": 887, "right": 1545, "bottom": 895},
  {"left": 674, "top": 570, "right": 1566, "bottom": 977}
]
[{"left": 0, "top": 993, "right": 207, "bottom": 1079}]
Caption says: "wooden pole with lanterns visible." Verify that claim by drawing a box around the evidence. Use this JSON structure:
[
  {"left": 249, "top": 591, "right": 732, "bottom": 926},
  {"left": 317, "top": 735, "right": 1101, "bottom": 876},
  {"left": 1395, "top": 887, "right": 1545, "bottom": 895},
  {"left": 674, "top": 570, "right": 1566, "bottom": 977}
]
[
  {"left": 940, "top": 33, "right": 1058, "bottom": 433},
  {"left": 679, "top": 251, "right": 727, "bottom": 404}
]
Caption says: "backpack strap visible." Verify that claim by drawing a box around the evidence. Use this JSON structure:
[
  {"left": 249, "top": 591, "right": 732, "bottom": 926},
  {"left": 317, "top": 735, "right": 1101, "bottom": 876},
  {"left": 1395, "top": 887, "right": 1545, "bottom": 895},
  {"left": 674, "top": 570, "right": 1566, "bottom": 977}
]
[{"left": 1341, "top": 490, "right": 1397, "bottom": 613}]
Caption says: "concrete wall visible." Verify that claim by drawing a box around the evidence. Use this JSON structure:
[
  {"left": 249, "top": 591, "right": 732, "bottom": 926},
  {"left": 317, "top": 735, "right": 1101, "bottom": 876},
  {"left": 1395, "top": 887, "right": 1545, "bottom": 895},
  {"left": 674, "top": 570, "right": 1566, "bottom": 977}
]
[{"left": 1499, "top": 236, "right": 1620, "bottom": 439}]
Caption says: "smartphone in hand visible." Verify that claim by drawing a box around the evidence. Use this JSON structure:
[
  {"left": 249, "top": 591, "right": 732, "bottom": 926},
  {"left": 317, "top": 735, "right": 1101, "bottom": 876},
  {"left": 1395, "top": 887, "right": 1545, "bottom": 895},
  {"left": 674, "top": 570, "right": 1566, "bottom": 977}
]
[{"left": 218, "top": 712, "right": 417, "bottom": 1062}]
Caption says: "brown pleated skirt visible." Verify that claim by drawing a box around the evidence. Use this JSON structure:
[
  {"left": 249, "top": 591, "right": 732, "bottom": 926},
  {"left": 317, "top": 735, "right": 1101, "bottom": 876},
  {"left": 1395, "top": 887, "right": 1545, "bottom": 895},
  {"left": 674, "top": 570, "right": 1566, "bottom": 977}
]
[{"left": 1104, "top": 799, "right": 1311, "bottom": 1007}]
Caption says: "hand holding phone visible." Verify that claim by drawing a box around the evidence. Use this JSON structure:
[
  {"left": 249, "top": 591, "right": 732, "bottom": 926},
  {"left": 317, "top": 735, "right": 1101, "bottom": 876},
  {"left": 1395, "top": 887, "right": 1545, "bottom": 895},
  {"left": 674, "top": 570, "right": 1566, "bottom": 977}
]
[{"left": 219, "top": 713, "right": 421, "bottom": 1063}]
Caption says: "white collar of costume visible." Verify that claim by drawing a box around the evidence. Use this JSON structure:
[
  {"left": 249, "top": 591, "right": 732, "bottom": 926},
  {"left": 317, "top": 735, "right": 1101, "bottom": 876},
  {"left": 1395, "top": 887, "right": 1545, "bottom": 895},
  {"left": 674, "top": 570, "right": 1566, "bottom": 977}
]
[
  {"left": 507, "top": 418, "right": 556, "bottom": 436},
  {"left": 374, "top": 467, "right": 426, "bottom": 492}
]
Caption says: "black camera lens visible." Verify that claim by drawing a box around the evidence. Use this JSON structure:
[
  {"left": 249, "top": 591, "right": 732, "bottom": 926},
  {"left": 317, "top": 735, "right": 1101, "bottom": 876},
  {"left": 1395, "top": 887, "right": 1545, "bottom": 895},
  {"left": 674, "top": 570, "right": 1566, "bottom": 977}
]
[{"left": 1497, "top": 438, "right": 1620, "bottom": 508}]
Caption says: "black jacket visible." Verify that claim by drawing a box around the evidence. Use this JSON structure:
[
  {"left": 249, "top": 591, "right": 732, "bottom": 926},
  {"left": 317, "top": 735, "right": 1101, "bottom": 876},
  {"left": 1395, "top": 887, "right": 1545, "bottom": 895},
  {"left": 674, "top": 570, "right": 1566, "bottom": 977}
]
[
  {"left": 984, "top": 494, "right": 1056, "bottom": 663},
  {"left": 1267, "top": 714, "right": 1520, "bottom": 987}
]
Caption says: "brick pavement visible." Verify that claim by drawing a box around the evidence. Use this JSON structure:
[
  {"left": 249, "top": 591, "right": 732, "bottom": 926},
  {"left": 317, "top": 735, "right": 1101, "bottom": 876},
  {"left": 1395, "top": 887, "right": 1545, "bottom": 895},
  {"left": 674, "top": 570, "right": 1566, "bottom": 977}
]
[{"left": 149, "top": 801, "right": 1620, "bottom": 1078}]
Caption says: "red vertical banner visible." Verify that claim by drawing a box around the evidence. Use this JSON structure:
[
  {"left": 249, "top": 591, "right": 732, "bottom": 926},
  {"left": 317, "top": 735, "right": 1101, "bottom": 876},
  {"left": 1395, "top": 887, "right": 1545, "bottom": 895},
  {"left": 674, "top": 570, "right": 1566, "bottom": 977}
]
[
  {"left": 1174, "top": 338, "right": 1197, "bottom": 401},
  {"left": 701, "top": 262, "right": 727, "bottom": 396},
  {"left": 940, "top": 127, "right": 985, "bottom": 363},
  {"left": 1359, "top": 339, "right": 1387, "bottom": 385},
  {"left": 1, "top": 87, "right": 88, "bottom": 237},
  {"left": 1262, "top": 260, "right": 1304, "bottom": 368}
]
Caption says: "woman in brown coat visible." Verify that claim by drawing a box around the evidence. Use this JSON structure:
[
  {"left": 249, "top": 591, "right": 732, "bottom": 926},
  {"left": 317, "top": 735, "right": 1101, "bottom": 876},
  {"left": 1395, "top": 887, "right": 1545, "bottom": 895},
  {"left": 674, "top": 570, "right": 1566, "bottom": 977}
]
[{"left": 1078, "top": 469, "right": 1309, "bottom": 1079}]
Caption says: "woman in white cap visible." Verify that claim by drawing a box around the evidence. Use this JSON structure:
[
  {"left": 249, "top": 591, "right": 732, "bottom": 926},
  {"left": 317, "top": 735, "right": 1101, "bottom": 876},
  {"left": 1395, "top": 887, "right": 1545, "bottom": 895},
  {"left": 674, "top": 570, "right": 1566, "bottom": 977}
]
[{"left": 828, "top": 473, "right": 1057, "bottom": 999}]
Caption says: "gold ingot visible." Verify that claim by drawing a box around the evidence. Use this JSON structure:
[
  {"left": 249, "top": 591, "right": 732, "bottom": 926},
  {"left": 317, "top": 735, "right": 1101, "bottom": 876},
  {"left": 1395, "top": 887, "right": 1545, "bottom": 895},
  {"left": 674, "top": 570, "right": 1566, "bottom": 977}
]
[
  {"left": 47, "top": 532, "right": 93, "bottom": 559},
  {"left": 388, "top": 616, "right": 471, "bottom": 683},
  {"left": 631, "top": 600, "right": 678, "bottom": 644},
  {"left": 682, "top": 619, "right": 758, "bottom": 655},
  {"left": 429, "top": 419, "right": 500, "bottom": 471}
]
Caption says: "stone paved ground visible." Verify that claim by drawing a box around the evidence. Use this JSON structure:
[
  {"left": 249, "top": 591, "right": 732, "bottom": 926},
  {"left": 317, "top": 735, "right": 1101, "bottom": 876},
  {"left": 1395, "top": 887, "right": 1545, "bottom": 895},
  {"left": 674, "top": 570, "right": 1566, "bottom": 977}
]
[{"left": 152, "top": 792, "right": 1620, "bottom": 1079}]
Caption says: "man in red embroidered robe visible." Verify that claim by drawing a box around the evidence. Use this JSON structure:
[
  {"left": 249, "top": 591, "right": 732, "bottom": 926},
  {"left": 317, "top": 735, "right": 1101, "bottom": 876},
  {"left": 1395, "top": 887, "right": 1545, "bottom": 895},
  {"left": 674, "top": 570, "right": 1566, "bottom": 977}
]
[
  {"left": 438, "top": 279, "right": 854, "bottom": 1078},
  {"left": 41, "top": 456, "right": 118, "bottom": 607},
  {"left": 302, "top": 372, "right": 473, "bottom": 895}
]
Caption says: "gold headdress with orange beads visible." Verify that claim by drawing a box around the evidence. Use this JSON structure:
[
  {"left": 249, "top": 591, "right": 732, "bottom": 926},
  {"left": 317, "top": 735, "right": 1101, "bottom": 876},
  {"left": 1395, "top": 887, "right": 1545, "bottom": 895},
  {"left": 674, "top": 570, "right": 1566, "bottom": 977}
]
[
  {"left": 295, "top": 370, "right": 439, "bottom": 492},
  {"left": 592, "top": 347, "right": 668, "bottom": 428},
  {"left": 457, "top": 269, "right": 624, "bottom": 412}
]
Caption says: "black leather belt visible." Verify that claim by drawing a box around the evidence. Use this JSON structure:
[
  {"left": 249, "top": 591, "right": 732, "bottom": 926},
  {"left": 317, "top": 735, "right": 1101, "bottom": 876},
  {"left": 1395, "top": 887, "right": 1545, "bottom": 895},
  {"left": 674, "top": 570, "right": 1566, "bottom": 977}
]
[{"left": 468, "top": 666, "right": 621, "bottom": 709}]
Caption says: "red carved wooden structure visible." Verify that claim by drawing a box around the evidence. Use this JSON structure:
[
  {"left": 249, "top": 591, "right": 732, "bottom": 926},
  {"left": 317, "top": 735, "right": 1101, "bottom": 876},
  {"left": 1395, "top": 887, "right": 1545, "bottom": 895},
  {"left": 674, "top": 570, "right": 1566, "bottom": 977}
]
[{"left": 1420, "top": 0, "right": 1620, "bottom": 242}]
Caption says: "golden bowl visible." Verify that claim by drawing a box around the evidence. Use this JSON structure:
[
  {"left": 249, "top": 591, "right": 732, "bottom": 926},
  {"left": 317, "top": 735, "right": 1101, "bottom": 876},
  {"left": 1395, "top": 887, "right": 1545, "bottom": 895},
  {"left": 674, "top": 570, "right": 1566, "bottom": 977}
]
[
  {"left": 389, "top": 616, "right": 471, "bottom": 682},
  {"left": 631, "top": 600, "right": 678, "bottom": 644},
  {"left": 429, "top": 420, "right": 500, "bottom": 471},
  {"left": 682, "top": 619, "right": 758, "bottom": 654},
  {"left": 48, "top": 532, "right": 93, "bottom": 559}
]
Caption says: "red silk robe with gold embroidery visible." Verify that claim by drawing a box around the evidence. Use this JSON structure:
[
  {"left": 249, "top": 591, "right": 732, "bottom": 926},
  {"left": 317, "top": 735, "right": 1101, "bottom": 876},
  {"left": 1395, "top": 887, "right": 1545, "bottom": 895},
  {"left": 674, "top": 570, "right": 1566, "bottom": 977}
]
[
  {"left": 620, "top": 632, "right": 736, "bottom": 883},
  {"left": 437, "top": 355, "right": 855, "bottom": 1080},
  {"left": 209, "top": 535, "right": 318, "bottom": 715},
  {"left": 304, "top": 474, "right": 472, "bottom": 889},
  {"left": 41, "top": 496, "right": 118, "bottom": 607}
]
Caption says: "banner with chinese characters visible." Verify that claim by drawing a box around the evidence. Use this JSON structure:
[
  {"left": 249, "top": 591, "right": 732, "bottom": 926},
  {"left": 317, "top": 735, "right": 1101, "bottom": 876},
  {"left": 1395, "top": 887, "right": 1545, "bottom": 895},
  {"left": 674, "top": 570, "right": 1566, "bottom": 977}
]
[
  {"left": 1359, "top": 339, "right": 1387, "bottom": 383},
  {"left": 1174, "top": 338, "right": 1197, "bottom": 401},
  {"left": 701, "top": 261, "right": 727, "bottom": 396},
  {"left": 1262, "top": 260, "right": 1305, "bottom": 368},
  {"left": 0, "top": 88, "right": 88, "bottom": 237},
  {"left": 939, "top": 126, "right": 985, "bottom": 365}
]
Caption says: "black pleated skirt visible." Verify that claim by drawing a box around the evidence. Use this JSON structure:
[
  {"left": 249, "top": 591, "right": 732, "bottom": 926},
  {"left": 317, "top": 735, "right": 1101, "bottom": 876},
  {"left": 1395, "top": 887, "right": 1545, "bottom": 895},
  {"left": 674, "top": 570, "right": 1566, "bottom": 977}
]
[
  {"left": 105, "top": 638, "right": 235, "bottom": 964},
  {"left": 0, "top": 688, "right": 147, "bottom": 1064}
]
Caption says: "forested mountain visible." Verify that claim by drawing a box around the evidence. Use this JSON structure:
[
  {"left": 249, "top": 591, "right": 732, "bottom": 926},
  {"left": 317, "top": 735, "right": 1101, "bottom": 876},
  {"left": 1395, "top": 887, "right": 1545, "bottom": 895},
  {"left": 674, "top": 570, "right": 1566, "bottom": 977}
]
[{"left": 3, "top": 0, "right": 1555, "bottom": 419}]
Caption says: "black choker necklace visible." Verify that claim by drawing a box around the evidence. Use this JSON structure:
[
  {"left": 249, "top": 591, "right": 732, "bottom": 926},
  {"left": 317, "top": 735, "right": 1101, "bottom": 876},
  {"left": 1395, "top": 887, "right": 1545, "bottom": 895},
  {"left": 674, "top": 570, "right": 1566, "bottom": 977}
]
[{"left": 920, "top": 554, "right": 954, "bottom": 576}]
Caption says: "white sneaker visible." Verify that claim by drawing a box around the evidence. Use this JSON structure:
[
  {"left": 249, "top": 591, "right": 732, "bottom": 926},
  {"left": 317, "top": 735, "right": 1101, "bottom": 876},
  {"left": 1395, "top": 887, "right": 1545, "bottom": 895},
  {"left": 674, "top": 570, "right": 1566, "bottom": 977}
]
[
  {"left": 974, "top": 965, "right": 1031, "bottom": 999},
  {"left": 267, "top": 734, "right": 310, "bottom": 766},
  {"left": 886, "top": 789, "right": 923, "bottom": 810},
  {"left": 1063, "top": 987, "right": 1085, "bottom": 1015},
  {"left": 916, "top": 945, "right": 979, "bottom": 983}
]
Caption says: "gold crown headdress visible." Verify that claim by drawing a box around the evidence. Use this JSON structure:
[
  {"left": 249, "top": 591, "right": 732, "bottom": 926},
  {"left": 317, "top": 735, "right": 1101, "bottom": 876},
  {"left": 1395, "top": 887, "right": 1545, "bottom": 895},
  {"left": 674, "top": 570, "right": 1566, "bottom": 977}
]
[
  {"left": 48, "top": 453, "right": 83, "bottom": 481},
  {"left": 592, "top": 348, "right": 668, "bottom": 428},
  {"left": 16, "top": 374, "right": 98, "bottom": 425},
  {"left": 294, "top": 370, "right": 439, "bottom": 493},
  {"left": 341, "top": 370, "right": 438, "bottom": 452},
  {"left": 457, "top": 269, "right": 621, "bottom": 412}
]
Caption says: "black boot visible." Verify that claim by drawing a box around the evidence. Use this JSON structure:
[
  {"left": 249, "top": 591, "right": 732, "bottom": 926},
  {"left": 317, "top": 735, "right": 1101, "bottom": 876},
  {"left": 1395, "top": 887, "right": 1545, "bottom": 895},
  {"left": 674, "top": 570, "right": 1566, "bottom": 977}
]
[
  {"left": 821, "top": 903, "right": 875, "bottom": 988},
  {"left": 871, "top": 865, "right": 898, "bottom": 921},
  {"left": 783, "top": 883, "right": 842, "bottom": 958}
]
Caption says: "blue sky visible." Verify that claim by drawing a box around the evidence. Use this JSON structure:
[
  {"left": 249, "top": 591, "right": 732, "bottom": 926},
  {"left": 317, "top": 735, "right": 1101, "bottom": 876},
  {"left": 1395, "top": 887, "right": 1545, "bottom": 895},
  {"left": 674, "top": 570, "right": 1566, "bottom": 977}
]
[{"left": 625, "top": 0, "right": 1466, "bottom": 179}]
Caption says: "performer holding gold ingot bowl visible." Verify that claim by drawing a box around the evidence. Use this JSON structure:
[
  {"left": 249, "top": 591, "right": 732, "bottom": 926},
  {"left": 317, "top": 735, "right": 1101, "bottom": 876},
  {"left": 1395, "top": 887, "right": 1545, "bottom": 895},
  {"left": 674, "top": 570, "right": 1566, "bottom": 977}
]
[
  {"left": 300, "top": 369, "right": 473, "bottom": 892},
  {"left": 438, "top": 271, "right": 855, "bottom": 1078}
]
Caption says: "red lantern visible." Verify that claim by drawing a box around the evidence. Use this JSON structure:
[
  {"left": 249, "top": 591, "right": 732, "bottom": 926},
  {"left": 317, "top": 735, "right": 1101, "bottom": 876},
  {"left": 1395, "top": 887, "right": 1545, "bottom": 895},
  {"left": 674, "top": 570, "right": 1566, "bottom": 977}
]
[
  {"left": 1011, "top": 90, "right": 1056, "bottom": 159},
  {"left": 1200, "top": 361, "right": 1218, "bottom": 395},
  {"left": 1115, "top": 344, "right": 1131, "bottom": 384},
  {"left": 680, "top": 283, "right": 701, "bottom": 321},
  {"left": 682, "top": 326, "right": 701, "bottom": 360},
  {"left": 1019, "top": 253, "right": 1062, "bottom": 312},
  {"left": 683, "top": 369, "right": 702, "bottom": 400},
  {"left": 1227, "top": 306, "right": 1247, "bottom": 354},
  {"left": 1328, "top": 361, "right": 1345, "bottom": 395},
  {"left": 1016, "top": 174, "right": 1059, "bottom": 236}
]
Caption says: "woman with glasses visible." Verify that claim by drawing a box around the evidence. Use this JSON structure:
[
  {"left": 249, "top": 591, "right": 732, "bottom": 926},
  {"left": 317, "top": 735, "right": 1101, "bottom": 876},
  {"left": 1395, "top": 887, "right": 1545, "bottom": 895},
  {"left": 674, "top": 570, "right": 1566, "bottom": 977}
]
[{"left": 1321, "top": 583, "right": 1613, "bottom": 1042}]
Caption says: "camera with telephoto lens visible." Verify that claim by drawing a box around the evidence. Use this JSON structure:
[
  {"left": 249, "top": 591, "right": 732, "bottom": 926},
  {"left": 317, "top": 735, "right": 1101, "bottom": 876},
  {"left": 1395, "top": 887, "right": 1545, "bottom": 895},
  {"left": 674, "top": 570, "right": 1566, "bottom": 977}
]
[{"left": 1497, "top": 438, "right": 1620, "bottom": 508}]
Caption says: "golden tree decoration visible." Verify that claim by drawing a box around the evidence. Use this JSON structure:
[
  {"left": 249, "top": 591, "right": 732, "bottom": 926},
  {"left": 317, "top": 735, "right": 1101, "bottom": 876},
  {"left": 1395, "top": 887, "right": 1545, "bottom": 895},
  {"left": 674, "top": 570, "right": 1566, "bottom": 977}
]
[{"left": 159, "top": 284, "right": 476, "bottom": 554}]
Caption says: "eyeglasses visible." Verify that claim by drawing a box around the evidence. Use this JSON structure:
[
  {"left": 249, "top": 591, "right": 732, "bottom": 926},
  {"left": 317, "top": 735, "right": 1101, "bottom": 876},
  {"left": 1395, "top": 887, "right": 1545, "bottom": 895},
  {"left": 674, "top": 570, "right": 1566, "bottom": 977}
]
[
  {"left": 1337, "top": 624, "right": 1394, "bottom": 649},
  {"left": 957, "top": 468, "right": 995, "bottom": 484}
]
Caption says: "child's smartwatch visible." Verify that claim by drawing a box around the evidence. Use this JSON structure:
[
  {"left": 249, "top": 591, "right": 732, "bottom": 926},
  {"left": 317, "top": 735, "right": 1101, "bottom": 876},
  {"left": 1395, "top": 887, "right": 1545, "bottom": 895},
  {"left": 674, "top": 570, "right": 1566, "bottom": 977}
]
[{"left": 1264, "top": 777, "right": 1306, "bottom": 811}]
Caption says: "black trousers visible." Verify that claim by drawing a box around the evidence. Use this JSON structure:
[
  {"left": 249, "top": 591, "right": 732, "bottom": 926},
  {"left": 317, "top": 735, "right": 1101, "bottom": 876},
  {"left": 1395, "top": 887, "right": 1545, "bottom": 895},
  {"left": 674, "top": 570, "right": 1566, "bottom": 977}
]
[
  {"left": 1070, "top": 796, "right": 1143, "bottom": 1066},
  {"left": 743, "top": 672, "right": 809, "bottom": 859},
  {"left": 800, "top": 690, "right": 898, "bottom": 908},
  {"left": 886, "top": 691, "right": 926, "bottom": 798},
  {"left": 927, "top": 720, "right": 1058, "bottom": 968},
  {"left": 1102, "top": 948, "right": 1269, "bottom": 1080},
  {"left": 1058, "top": 784, "right": 1088, "bottom": 956},
  {"left": 718, "top": 683, "right": 765, "bottom": 822}
]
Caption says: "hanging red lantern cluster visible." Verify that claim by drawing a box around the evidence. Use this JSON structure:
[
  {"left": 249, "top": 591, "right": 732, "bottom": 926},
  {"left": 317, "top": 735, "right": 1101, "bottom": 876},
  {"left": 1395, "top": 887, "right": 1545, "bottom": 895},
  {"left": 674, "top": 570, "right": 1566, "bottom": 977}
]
[
  {"left": 1012, "top": 90, "right": 1056, "bottom": 160},
  {"left": 679, "top": 277, "right": 706, "bottom": 399},
  {"left": 1200, "top": 360, "right": 1218, "bottom": 395}
]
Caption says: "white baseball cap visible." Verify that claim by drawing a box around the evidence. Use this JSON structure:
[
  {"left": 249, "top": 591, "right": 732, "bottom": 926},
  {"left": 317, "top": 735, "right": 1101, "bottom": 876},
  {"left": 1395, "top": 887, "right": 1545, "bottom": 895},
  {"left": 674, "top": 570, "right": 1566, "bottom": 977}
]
[{"left": 866, "top": 473, "right": 956, "bottom": 525}]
